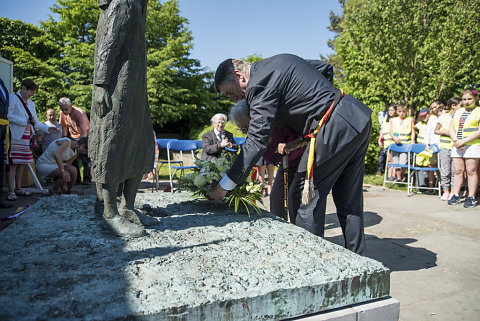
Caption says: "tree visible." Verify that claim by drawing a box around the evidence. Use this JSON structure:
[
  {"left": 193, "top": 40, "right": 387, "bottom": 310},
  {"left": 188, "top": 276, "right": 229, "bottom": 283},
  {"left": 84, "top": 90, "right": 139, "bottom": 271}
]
[
  {"left": 0, "top": 18, "right": 62, "bottom": 115},
  {"left": 145, "top": 0, "right": 222, "bottom": 135},
  {"left": 1, "top": 0, "right": 226, "bottom": 134},
  {"left": 332, "top": 0, "right": 479, "bottom": 107},
  {"left": 40, "top": 0, "right": 100, "bottom": 114},
  {"left": 328, "top": 0, "right": 480, "bottom": 172}
]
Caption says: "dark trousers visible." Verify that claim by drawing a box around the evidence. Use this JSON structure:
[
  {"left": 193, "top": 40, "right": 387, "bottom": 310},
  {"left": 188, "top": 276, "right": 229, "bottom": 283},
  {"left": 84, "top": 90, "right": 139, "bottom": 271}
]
[
  {"left": 377, "top": 147, "right": 386, "bottom": 172},
  {"left": 0, "top": 137, "right": 4, "bottom": 199},
  {"left": 288, "top": 121, "right": 371, "bottom": 255},
  {"left": 73, "top": 152, "right": 92, "bottom": 183}
]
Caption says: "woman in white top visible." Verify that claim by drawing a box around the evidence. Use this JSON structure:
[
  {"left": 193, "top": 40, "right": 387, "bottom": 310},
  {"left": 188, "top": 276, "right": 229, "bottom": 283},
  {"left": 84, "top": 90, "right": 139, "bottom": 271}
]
[
  {"left": 7, "top": 79, "right": 60, "bottom": 201},
  {"left": 36, "top": 137, "right": 88, "bottom": 195}
]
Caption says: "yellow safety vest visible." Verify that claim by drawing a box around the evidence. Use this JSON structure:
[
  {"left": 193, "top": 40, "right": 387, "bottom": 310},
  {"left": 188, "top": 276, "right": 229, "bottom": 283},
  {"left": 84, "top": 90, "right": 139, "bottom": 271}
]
[
  {"left": 438, "top": 113, "right": 454, "bottom": 149},
  {"left": 391, "top": 116, "right": 412, "bottom": 144},
  {"left": 453, "top": 107, "right": 480, "bottom": 146},
  {"left": 380, "top": 119, "right": 393, "bottom": 148},
  {"left": 416, "top": 121, "right": 427, "bottom": 144}
]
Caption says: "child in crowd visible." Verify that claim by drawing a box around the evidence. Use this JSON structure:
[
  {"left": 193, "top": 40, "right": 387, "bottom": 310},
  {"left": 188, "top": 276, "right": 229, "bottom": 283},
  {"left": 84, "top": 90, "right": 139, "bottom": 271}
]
[
  {"left": 425, "top": 100, "right": 442, "bottom": 150},
  {"left": 448, "top": 88, "right": 480, "bottom": 208},
  {"left": 390, "top": 102, "right": 415, "bottom": 182},
  {"left": 420, "top": 101, "right": 443, "bottom": 192},
  {"left": 415, "top": 108, "right": 429, "bottom": 144},
  {"left": 435, "top": 97, "right": 461, "bottom": 200},
  {"left": 377, "top": 103, "right": 396, "bottom": 177}
]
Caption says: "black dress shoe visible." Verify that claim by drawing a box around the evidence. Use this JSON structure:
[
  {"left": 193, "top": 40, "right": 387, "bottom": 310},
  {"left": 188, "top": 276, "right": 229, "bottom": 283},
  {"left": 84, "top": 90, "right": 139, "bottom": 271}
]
[{"left": 0, "top": 201, "right": 13, "bottom": 208}]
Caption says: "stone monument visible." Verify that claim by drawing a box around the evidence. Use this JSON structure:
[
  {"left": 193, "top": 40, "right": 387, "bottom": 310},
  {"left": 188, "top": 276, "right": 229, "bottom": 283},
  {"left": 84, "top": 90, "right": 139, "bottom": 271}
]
[
  {"left": 0, "top": 193, "right": 398, "bottom": 320},
  {"left": 89, "top": 0, "right": 155, "bottom": 237}
]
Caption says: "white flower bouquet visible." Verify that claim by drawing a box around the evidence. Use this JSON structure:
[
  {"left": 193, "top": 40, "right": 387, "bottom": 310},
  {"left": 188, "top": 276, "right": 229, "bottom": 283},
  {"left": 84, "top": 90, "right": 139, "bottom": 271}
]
[{"left": 178, "top": 153, "right": 264, "bottom": 215}]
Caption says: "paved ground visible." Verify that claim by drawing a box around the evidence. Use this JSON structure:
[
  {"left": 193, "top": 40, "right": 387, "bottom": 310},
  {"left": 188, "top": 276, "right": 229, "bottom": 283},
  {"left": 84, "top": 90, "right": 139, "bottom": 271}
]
[
  {"left": 323, "top": 185, "right": 480, "bottom": 321},
  {"left": 1, "top": 180, "right": 479, "bottom": 320}
]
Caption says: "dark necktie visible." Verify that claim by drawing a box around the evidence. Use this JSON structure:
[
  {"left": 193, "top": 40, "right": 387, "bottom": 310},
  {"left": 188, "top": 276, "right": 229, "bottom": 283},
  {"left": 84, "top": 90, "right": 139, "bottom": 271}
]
[{"left": 0, "top": 86, "right": 6, "bottom": 104}]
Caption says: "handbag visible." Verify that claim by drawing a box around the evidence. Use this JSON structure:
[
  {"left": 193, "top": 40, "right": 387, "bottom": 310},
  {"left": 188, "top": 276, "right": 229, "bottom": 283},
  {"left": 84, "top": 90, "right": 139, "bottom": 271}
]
[{"left": 15, "top": 94, "right": 38, "bottom": 151}]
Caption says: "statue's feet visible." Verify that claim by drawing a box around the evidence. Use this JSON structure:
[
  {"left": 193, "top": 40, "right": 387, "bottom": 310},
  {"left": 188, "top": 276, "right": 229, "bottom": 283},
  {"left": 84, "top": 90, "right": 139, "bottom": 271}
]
[
  {"left": 121, "top": 209, "right": 159, "bottom": 226},
  {"left": 102, "top": 215, "right": 145, "bottom": 238}
]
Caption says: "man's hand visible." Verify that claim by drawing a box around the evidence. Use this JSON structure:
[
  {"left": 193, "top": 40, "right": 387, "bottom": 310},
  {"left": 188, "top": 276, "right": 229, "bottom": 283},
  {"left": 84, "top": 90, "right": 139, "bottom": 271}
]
[
  {"left": 48, "top": 127, "right": 60, "bottom": 134},
  {"left": 207, "top": 183, "right": 228, "bottom": 200},
  {"left": 277, "top": 143, "right": 286, "bottom": 154},
  {"left": 220, "top": 138, "right": 230, "bottom": 148}
]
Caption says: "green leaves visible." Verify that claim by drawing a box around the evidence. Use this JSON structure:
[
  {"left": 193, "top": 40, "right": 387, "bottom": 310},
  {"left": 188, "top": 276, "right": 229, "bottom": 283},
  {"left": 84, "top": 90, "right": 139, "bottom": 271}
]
[
  {"left": 332, "top": 0, "right": 480, "bottom": 107},
  {"left": 327, "top": 0, "right": 480, "bottom": 173},
  {"left": 2, "top": 0, "right": 225, "bottom": 132},
  {"left": 178, "top": 154, "right": 264, "bottom": 215}
]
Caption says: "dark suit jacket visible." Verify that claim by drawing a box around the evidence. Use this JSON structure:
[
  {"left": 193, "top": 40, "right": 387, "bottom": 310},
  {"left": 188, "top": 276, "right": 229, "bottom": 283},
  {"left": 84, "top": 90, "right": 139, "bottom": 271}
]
[
  {"left": 201, "top": 129, "right": 238, "bottom": 161},
  {"left": 226, "top": 54, "right": 372, "bottom": 184},
  {"left": 0, "top": 78, "right": 9, "bottom": 140}
]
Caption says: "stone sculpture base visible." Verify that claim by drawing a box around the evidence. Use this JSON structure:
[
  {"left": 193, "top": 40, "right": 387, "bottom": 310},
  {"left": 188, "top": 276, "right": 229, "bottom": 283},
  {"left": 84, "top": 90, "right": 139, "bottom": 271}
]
[{"left": 0, "top": 193, "right": 394, "bottom": 320}]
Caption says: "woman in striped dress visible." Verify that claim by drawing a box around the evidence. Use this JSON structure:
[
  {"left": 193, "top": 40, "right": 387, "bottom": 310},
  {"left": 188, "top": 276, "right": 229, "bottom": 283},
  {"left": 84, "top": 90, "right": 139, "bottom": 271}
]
[
  {"left": 7, "top": 79, "right": 60, "bottom": 201},
  {"left": 448, "top": 88, "right": 480, "bottom": 208}
]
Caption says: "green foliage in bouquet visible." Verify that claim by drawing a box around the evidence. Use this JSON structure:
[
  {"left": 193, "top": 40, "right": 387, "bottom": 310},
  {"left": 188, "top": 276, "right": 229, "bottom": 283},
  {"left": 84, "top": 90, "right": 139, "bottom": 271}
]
[{"left": 178, "top": 153, "right": 264, "bottom": 215}]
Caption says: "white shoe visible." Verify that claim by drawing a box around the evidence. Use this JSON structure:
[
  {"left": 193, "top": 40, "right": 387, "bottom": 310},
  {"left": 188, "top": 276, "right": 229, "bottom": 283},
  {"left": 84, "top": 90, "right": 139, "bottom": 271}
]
[{"left": 440, "top": 192, "right": 449, "bottom": 201}]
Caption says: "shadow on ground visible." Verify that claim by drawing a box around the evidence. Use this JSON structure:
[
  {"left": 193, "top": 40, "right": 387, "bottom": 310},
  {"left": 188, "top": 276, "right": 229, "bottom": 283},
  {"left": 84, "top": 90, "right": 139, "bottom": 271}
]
[
  {"left": 325, "top": 211, "right": 382, "bottom": 231},
  {"left": 325, "top": 235, "right": 437, "bottom": 272},
  {"left": 325, "top": 210, "right": 437, "bottom": 272}
]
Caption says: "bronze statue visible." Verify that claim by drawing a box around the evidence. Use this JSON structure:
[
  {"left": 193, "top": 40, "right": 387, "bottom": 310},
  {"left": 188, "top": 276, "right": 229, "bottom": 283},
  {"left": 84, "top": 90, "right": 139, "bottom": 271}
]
[{"left": 90, "top": 0, "right": 155, "bottom": 237}]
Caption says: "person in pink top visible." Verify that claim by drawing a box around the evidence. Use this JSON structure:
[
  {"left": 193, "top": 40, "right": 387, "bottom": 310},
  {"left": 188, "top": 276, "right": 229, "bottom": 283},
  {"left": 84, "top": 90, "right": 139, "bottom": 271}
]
[{"left": 58, "top": 97, "right": 91, "bottom": 184}]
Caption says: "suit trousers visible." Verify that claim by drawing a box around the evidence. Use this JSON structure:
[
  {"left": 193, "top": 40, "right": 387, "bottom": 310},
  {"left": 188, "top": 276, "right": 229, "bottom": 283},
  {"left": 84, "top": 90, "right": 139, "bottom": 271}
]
[
  {"left": 0, "top": 134, "right": 4, "bottom": 199},
  {"left": 288, "top": 120, "right": 371, "bottom": 255}
]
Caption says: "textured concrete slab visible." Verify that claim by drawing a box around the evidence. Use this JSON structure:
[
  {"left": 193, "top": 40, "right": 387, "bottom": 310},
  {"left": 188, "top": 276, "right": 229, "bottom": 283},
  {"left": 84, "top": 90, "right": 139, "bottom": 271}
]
[
  {"left": 0, "top": 192, "right": 390, "bottom": 320},
  {"left": 290, "top": 297, "right": 399, "bottom": 321},
  {"left": 353, "top": 297, "right": 400, "bottom": 321}
]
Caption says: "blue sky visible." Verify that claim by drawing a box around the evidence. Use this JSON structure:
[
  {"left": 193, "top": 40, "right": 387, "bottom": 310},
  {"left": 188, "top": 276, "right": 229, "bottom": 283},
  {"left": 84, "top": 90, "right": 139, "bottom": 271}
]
[{"left": 2, "top": 0, "right": 342, "bottom": 71}]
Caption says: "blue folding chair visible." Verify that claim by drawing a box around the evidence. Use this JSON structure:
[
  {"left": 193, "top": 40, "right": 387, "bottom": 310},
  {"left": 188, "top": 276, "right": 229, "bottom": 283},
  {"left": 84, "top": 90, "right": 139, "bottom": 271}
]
[
  {"left": 407, "top": 144, "right": 441, "bottom": 197},
  {"left": 194, "top": 140, "right": 203, "bottom": 149},
  {"left": 167, "top": 140, "right": 199, "bottom": 191},
  {"left": 383, "top": 143, "right": 412, "bottom": 193},
  {"left": 153, "top": 138, "right": 181, "bottom": 191},
  {"left": 233, "top": 136, "right": 246, "bottom": 148},
  {"left": 193, "top": 140, "right": 203, "bottom": 157}
]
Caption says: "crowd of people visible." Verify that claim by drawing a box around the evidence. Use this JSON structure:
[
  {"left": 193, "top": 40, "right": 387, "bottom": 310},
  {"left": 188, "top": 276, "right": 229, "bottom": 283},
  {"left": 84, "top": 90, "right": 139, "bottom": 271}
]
[
  {"left": 1, "top": 55, "right": 477, "bottom": 256},
  {"left": 0, "top": 78, "right": 91, "bottom": 206},
  {"left": 377, "top": 88, "right": 480, "bottom": 208}
]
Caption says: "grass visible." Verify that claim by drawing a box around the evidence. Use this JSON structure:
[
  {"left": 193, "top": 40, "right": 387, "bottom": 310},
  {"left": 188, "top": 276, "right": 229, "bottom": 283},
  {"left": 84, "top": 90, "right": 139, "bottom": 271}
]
[
  {"left": 364, "top": 174, "right": 408, "bottom": 190},
  {"left": 155, "top": 163, "right": 197, "bottom": 180}
]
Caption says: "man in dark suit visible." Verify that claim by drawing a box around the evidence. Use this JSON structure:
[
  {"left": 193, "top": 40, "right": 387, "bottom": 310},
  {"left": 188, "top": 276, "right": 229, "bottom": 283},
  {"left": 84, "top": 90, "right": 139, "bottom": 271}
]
[
  {"left": 201, "top": 113, "right": 238, "bottom": 161},
  {"left": 0, "top": 78, "right": 13, "bottom": 208},
  {"left": 208, "top": 54, "right": 372, "bottom": 255}
]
